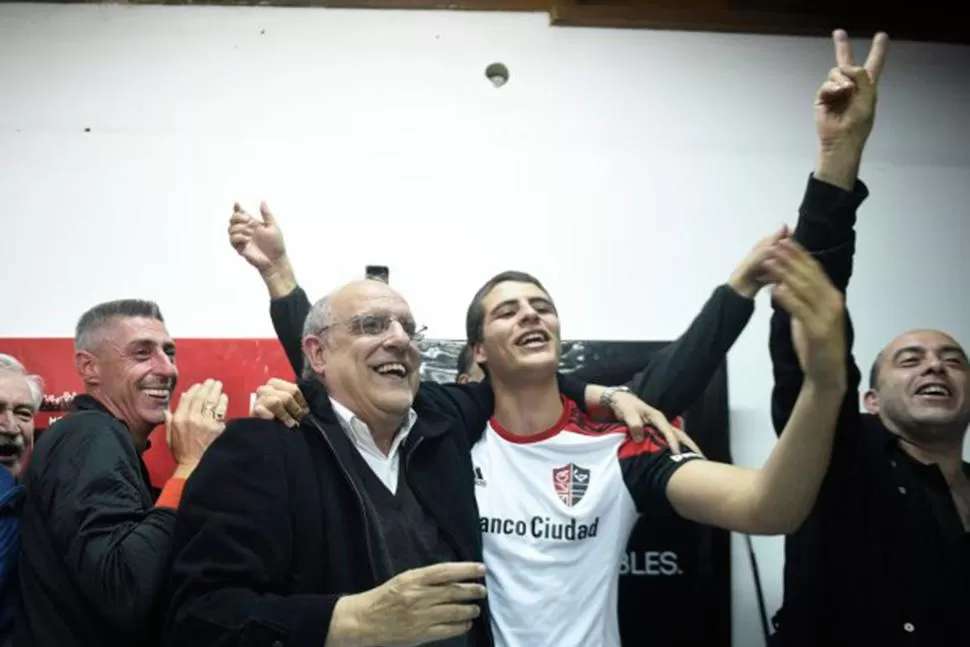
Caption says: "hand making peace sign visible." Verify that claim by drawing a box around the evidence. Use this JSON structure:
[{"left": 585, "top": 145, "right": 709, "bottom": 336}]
[{"left": 816, "top": 29, "right": 890, "bottom": 151}]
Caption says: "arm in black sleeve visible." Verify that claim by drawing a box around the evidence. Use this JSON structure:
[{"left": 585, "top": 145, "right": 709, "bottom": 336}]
[
  {"left": 770, "top": 175, "right": 868, "bottom": 437},
  {"left": 269, "top": 285, "right": 313, "bottom": 378},
  {"left": 558, "top": 283, "right": 755, "bottom": 419},
  {"left": 0, "top": 469, "right": 23, "bottom": 596},
  {"left": 165, "top": 420, "right": 336, "bottom": 647},
  {"left": 41, "top": 413, "right": 176, "bottom": 635}
]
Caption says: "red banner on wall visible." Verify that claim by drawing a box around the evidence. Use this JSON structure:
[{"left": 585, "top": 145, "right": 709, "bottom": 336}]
[{"left": 0, "top": 338, "right": 293, "bottom": 488}]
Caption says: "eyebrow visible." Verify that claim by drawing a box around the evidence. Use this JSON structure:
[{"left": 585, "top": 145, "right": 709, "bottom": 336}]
[
  {"left": 892, "top": 345, "right": 968, "bottom": 362},
  {"left": 489, "top": 296, "right": 554, "bottom": 315}
]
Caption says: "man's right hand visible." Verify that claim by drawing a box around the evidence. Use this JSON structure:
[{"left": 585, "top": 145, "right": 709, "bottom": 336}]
[
  {"left": 228, "top": 202, "right": 287, "bottom": 273},
  {"left": 765, "top": 239, "right": 847, "bottom": 391},
  {"left": 813, "top": 29, "right": 889, "bottom": 189},
  {"left": 165, "top": 379, "right": 228, "bottom": 478},
  {"left": 331, "top": 562, "right": 487, "bottom": 647}
]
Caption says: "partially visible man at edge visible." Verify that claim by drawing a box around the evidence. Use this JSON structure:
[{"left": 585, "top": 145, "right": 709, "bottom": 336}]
[
  {"left": 14, "top": 299, "right": 228, "bottom": 647},
  {"left": 767, "top": 31, "right": 970, "bottom": 646},
  {"left": 0, "top": 354, "right": 42, "bottom": 645}
]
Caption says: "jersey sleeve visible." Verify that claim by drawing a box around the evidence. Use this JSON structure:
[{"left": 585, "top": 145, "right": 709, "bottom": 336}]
[{"left": 617, "top": 428, "right": 704, "bottom": 514}]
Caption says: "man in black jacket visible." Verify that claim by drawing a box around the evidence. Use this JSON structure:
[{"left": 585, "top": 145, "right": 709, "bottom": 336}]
[
  {"left": 767, "top": 30, "right": 970, "bottom": 646},
  {"left": 14, "top": 299, "right": 228, "bottom": 647},
  {"left": 165, "top": 276, "right": 659, "bottom": 647}
]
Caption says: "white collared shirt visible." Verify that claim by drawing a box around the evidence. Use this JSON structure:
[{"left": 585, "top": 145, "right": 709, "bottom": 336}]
[{"left": 328, "top": 397, "right": 417, "bottom": 494}]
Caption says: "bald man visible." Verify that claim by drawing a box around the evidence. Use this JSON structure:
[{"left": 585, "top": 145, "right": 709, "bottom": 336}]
[
  {"left": 768, "top": 30, "right": 969, "bottom": 647},
  {"left": 165, "top": 279, "right": 528, "bottom": 647}
]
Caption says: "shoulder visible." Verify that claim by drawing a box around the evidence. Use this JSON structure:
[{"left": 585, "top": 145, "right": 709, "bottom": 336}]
[
  {"left": 36, "top": 410, "right": 132, "bottom": 461},
  {"left": 202, "top": 417, "right": 292, "bottom": 466}
]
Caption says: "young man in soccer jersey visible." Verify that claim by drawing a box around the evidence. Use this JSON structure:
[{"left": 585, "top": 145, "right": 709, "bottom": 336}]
[{"left": 454, "top": 243, "right": 845, "bottom": 646}]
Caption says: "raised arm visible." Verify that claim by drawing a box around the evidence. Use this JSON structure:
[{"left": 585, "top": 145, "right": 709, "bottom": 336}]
[
  {"left": 228, "top": 202, "right": 306, "bottom": 377},
  {"left": 663, "top": 240, "right": 848, "bottom": 535},
  {"left": 567, "top": 231, "right": 785, "bottom": 420},
  {"left": 770, "top": 30, "right": 887, "bottom": 436}
]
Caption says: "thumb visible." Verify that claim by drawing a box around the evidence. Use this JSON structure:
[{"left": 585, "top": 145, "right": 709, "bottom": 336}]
[
  {"left": 164, "top": 410, "right": 173, "bottom": 448},
  {"left": 260, "top": 201, "right": 277, "bottom": 227}
]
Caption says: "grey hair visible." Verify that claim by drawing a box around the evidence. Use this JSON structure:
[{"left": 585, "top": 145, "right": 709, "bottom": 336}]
[
  {"left": 0, "top": 353, "right": 44, "bottom": 411},
  {"left": 75, "top": 299, "right": 165, "bottom": 351},
  {"left": 300, "top": 295, "right": 333, "bottom": 379}
]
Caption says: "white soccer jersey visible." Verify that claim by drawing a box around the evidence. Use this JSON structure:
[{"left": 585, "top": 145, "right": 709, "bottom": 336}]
[{"left": 471, "top": 397, "right": 702, "bottom": 647}]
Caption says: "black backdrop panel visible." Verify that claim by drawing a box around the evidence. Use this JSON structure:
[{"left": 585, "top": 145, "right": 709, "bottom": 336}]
[{"left": 419, "top": 339, "right": 732, "bottom": 647}]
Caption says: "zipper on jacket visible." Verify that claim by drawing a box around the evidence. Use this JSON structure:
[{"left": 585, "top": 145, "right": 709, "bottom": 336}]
[
  {"left": 405, "top": 436, "right": 494, "bottom": 646},
  {"left": 307, "top": 415, "right": 380, "bottom": 585}
]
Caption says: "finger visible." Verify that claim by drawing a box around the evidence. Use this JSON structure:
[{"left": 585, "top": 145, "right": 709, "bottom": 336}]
[
  {"left": 268, "top": 378, "right": 308, "bottom": 412},
  {"left": 188, "top": 379, "right": 217, "bottom": 420},
  {"left": 771, "top": 283, "right": 815, "bottom": 324},
  {"left": 826, "top": 66, "right": 855, "bottom": 89},
  {"left": 426, "top": 604, "right": 482, "bottom": 625},
  {"left": 864, "top": 32, "right": 889, "bottom": 83},
  {"left": 252, "top": 403, "right": 295, "bottom": 426},
  {"left": 818, "top": 80, "right": 853, "bottom": 105},
  {"left": 654, "top": 417, "right": 682, "bottom": 455},
  {"left": 422, "top": 621, "right": 475, "bottom": 642},
  {"left": 164, "top": 410, "right": 174, "bottom": 447},
  {"left": 839, "top": 66, "right": 873, "bottom": 93},
  {"left": 229, "top": 209, "right": 254, "bottom": 227},
  {"left": 174, "top": 384, "right": 200, "bottom": 419},
  {"left": 677, "top": 430, "right": 705, "bottom": 457},
  {"left": 617, "top": 405, "right": 644, "bottom": 442},
  {"left": 832, "top": 29, "right": 854, "bottom": 67},
  {"left": 259, "top": 201, "right": 277, "bottom": 226},
  {"left": 214, "top": 393, "right": 229, "bottom": 422},
  {"left": 411, "top": 562, "right": 487, "bottom": 586},
  {"left": 266, "top": 395, "right": 299, "bottom": 427}
]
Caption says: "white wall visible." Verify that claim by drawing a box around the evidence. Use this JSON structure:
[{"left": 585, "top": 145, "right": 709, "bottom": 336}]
[{"left": 2, "top": 3, "right": 969, "bottom": 644}]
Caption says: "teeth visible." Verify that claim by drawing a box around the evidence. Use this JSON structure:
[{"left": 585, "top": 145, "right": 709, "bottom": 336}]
[
  {"left": 375, "top": 363, "right": 407, "bottom": 377},
  {"left": 518, "top": 333, "right": 546, "bottom": 345},
  {"left": 917, "top": 385, "right": 950, "bottom": 396},
  {"left": 143, "top": 389, "right": 170, "bottom": 400}
]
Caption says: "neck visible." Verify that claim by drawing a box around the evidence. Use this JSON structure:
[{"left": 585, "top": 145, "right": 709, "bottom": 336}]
[
  {"left": 889, "top": 419, "right": 967, "bottom": 485},
  {"left": 366, "top": 416, "right": 403, "bottom": 455},
  {"left": 491, "top": 373, "right": 563, "bottom": 437},
  {"left": 87, "top": 389, "right": 153, "bottom": 453}
]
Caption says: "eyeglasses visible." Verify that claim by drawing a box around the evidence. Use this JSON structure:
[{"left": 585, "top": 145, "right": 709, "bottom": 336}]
[{"left": 320, "top": 314, "right": 427, "bottom": 343}]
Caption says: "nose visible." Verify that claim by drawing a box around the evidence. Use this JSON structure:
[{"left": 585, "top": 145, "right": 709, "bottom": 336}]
[
  {"left": 924, "top": 355, "right": 946, "bottom": 374},
  {"left": 382, "top": 319, "right": 412, "bottom": 349},
  {"left": 152, "top": 351, "right": 179, "bottom": 379},
  {"left": 518, "top": 303, "right": 540, "bottom": 324}
]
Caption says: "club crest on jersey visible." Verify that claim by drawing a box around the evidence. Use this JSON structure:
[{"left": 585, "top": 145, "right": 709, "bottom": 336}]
[{"left": 553, "top": 463, "right": 590, "bottom": 507}]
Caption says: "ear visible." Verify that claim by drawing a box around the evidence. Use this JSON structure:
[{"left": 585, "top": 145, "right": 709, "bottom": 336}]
[
  {"left": 302, "top": 335, "right": 328, "bottom": 377},
  {"left": 456, "top": 373, "right": 470, "bottom": 385},
  {"left": 472, "top": 343, "right": 487, "bottom": 366},
  {"left": 863, "top": 388, "right": 880, "bottom": 414},
  {"left": 75, "top": 350, "right": 99, "bottom": 387}
]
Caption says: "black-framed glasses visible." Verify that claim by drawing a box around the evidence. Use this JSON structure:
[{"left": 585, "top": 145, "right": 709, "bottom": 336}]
[{"left": 321, "top": 314, "right": 427, "bottom": 342}]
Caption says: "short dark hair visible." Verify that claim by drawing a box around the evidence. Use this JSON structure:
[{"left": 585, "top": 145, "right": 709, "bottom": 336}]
[
  {"left": 75, "top": 299, "right": 165, "bottom": 351},
  {"left": 465, "top": 270, "right": 551, "bottom": 347},
  {"left": 868, "top": 350, "right": 884, "bottom": 389},
  {"left": 456, "top": 343, "right": 476, "bottom": 376}
]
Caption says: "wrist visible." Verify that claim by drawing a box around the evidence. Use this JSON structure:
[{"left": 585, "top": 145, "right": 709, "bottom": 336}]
[
  {"left": 803, "top": 372, "right": 848, "bottom": 398},
  {"left": 814, "top": 141, "right": 865, "bottom": 191},
  {"left": 327, "top": 595, "right": 370, "bottom": 647},
  {"left": 260, "top": 257, "right": 297, "bottom": 299},
  {"left": 172, "top": 463, "right": 196, "bottom": 480},
  {"left": 727, "top": 276, "right": 759, "bottom": 299}
]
